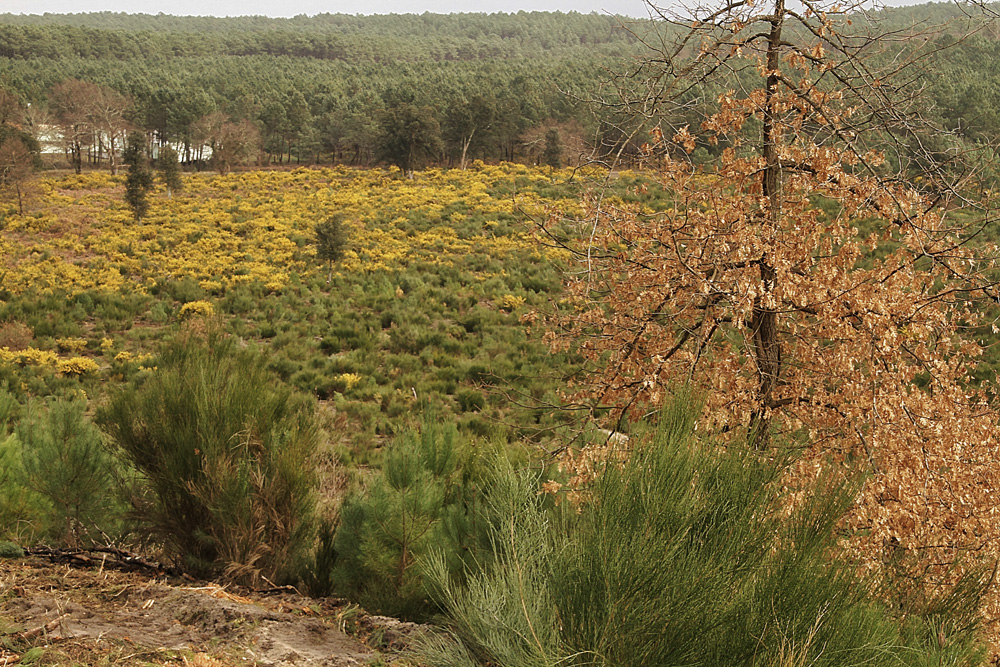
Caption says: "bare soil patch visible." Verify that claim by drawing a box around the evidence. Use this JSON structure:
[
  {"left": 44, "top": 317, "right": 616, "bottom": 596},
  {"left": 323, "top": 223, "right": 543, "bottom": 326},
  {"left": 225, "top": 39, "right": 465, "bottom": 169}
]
[{"left": 0, "top": 554, "right": 420, "bottom": 666}]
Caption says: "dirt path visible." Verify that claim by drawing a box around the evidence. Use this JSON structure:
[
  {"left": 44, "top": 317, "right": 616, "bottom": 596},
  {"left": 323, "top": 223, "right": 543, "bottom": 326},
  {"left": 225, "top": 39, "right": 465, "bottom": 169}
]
[{"left": 0, "top": 555, "right": 420, "bottom": 666}]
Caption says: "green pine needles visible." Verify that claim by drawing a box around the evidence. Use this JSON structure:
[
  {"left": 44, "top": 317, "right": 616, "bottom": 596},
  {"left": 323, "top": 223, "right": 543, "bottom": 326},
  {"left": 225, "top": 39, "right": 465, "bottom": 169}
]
[
  {"left": 542, "top": 128, "right": 562, "bottom": 169},
  {"left": 157, "top": 145, "right": 183, "bottom": 197},
  {"left": 419, "top": 396, "right": 988, "bottom": 667},
  {"left": 17, "top": 398, "right": 121, "bottom": 547},
  {"left": 123, "top": 134, "right": 153, "bottom": 222},
  {"left": 0, "top": 392, "right": 123, "bottom": 547},
  {"left": 331, "top": 421, "right": 489, "bottom": 620},
  {"left": 314, "top": 214, "right": 349, "bottom": 284}
]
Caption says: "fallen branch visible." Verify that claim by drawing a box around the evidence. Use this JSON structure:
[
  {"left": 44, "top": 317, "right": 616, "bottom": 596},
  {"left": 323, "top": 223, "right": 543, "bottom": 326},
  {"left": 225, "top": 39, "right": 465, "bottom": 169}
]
[
  {"left": 24, "top": 547, "right": 178, "bottom": 576},
  {"left": 19, "top": 613, "right": 68, "bottom": 641}
]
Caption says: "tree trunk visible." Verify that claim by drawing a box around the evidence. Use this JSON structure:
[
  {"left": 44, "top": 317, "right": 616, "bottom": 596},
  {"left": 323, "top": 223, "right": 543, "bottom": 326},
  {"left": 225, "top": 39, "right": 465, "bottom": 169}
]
[
  {"left": 748, "top": 0, "right": 784, "bottom": 450},
  {"left": 109, "top": 135, "right": 118, "bottom": 175},
  {"left": 460, "top": 128, "right": 475, "bottom": 170},
  {"left": 72, "top": 141, "right": 82, "bottom": 175}
]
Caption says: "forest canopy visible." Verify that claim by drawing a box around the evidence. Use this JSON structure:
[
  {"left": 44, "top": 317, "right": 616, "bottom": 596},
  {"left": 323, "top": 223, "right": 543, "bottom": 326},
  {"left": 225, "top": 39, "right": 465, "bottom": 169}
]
[{"left": 2, "top": 5, "right": 999, "bottom": 171}]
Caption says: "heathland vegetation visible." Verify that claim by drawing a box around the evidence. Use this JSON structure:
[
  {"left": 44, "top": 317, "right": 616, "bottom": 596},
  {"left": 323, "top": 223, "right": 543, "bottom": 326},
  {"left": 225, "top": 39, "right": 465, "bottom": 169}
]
[{"left": 5, "top": 2, "right": 1000, "bottom": 666}]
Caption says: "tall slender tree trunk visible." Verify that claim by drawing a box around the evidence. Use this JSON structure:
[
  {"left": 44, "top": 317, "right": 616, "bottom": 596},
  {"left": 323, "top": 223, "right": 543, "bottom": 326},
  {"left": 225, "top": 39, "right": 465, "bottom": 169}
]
[
  {"left": 460, "top": 128, "right": 475, "bottom": 170},
  {"left": 749, "top": 0, "right": 784, "bottom": 450},
  {"left": 109, "top": 135, "right": 118, "bottom": 175},
  {"left": 72, "top": 141, "right": 82, "bottom": 174}
]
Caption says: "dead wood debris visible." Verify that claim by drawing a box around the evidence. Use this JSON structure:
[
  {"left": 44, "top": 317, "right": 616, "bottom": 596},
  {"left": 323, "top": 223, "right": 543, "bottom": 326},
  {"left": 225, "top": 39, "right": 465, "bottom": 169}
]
[{"left": 24, "top": 546, "right": 178, "bottom": 577}]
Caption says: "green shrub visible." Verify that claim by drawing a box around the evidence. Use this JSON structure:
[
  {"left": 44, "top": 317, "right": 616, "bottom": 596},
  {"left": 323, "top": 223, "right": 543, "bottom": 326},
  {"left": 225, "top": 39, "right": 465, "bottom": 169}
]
[
  {"left": 314, "top": 214, "right": 349, "bottom": 283},
  {"left": 331, "top": 420, "right": 486, "bottom": 620},
  {"left": 455, "top": 389, "right": 484, "bottom": 413},
  {"left": 158, "top": 276, "right": 205, "bottom": 304},
  {"left": 0, "top": 429, "right": 41, "bottom": 543},
  {"left": 97, "top": 331, "right": 319, "bottom": 586},
  {"left": 221, "top": 287, "right": 257, "bottom": 315},
  {"left": 0, "top": 390, "right": 116, "bottom": 546},
  {"left": 421, "top": 397, "right": 987, "bottom": 667},
  {"left": 0, "top": 540, "right": 23, "bottom": 558},
  {"left": 147, "top": 301, "right": 171, "bottom": 324},
  {"left": 16, "top": 398, "right": 122, "bottom": 547},
  {"left": 92, "top": 291, "right": 150, "bottom": 329}
]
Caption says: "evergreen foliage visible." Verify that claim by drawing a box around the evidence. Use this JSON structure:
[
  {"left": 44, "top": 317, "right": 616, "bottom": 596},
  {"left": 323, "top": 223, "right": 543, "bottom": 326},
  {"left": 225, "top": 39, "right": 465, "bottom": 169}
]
[
  {"left": 157, "top": 145, "right": 182, "bottom": 196},
  {"left": 0, "top": 389, "right": 36, "bottom": 544},
  {"left": 0, "top": 7, "right": 998, "bottom": 170},
  {"left": 0, "top": 390, "right": 122, "bottom": 547},
  {"left": 421, "top": 397, "right": 988, "bottom": 667},
  {"left": 122, "top": 135, "right": 153, "bottom": 222},
  {"left": 0, "top": 432, "right": 29, "bottom": 540},
  {"left": 0, "top": 11, "right": 641, "bottom": 60},
  {"left": 314, "top": 214, "right": 349, "bottom": 283},
  {"left": 541, "top": 128, "right": 562, "bottom": 168},
  {"left": 16, "top": 398, "right": 120, "bottom": 547},
  {"left": 376, "top": 103, "right": 445, "bottom": 177},
  {"left": 0, "top": 540, "right": 23, "bottom": 558},
  {"left": 96, "top": 330, "right": 319, "bottom": 586},
  {"left": 332, "top": 421, "right": 487, "bottom": 620}
]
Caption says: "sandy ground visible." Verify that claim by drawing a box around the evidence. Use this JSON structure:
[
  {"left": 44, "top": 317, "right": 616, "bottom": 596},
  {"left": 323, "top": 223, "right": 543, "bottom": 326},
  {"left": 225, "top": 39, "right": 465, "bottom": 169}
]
[{"left": 0, "top": 554, "right": 423, "bottom": 666}]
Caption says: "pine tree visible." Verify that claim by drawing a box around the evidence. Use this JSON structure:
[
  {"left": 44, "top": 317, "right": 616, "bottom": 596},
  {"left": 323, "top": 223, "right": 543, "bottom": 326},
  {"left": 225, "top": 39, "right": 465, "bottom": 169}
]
[
  {"left": 17, "top": 399, "right": 119, "bottom": 547},
  {"left": 542, "top": 128, "right": 562, "bottom": 168},
  {"left": 375, "top": 103, "right": 443, "bottom": 178},
  {"left": 157, "top": 144, "right": 182, "bottom": 197},
  {"left": 331, "top": 422, "right": 483, "bottom": 620},
  {"left": 123, "top": 134, "right": 153, "bottom": 222},
  {"left": 314, "top": 214, "right": 349, "bottom": 283}
]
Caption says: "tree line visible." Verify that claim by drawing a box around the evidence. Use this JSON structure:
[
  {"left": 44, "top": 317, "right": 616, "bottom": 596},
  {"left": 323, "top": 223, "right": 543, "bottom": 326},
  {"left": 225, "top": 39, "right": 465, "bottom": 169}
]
[
  {"left": 0, "top": 63, "right": 619, "bottom": 173},
  {"left": 0, "top": 11, "right": 642, "bottom": 61},
  {"left": 1, "top": 6, "right": 1000, "bottom": 178},
  {"left": 0, "top": 11, "right": 649, "bottom": 175}
]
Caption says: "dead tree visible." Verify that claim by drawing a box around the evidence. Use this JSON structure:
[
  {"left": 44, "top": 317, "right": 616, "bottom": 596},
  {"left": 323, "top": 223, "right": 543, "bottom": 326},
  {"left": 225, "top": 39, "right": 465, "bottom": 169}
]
[{"left": 549, "top": 0, "right": 1000, "bottom": 607}]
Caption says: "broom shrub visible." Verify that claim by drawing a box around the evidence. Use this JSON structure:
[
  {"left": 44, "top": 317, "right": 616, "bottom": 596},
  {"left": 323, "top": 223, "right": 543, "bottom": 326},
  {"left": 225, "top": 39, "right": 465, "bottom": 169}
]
[
  {"left": 97, "top": 330, "right": 318, "bottom": 586},
  {"left": 420, "top": 397, "right": 987, "bottom": 667}
]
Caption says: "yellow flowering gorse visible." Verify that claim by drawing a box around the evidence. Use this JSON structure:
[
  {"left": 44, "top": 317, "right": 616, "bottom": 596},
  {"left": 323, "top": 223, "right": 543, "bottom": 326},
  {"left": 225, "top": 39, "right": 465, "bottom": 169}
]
[
  {"left": 0, "top": 164, "right": 584, "bottom": 297},
  {"left": 179, "top": 300, "right": 216, "bottom": 319}
]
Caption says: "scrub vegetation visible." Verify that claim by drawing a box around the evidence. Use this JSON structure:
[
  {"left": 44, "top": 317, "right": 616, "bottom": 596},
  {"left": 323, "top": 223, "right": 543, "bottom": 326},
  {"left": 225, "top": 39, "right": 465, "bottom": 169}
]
[{"left": 4, "top": 3, "right": 1000, "bottom": 666}]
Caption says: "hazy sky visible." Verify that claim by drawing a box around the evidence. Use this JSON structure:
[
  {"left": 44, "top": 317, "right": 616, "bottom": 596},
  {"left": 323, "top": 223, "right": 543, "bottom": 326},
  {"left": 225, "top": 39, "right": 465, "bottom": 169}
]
[
  {"left": 3, "top": 0, "right": 653, "bottom": 18},
  {"left": 0, "top": 0, "right": 929, "bottom": 21}
]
